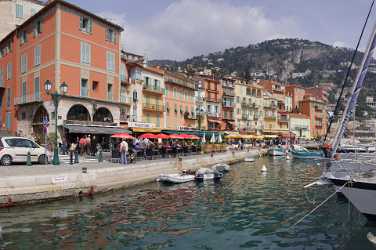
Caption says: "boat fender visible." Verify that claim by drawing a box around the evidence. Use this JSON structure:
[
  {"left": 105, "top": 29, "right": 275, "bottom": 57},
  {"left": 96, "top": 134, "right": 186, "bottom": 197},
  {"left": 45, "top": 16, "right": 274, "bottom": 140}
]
[{"left": 367, "top": 232, "right": 376, "bottom": 245}]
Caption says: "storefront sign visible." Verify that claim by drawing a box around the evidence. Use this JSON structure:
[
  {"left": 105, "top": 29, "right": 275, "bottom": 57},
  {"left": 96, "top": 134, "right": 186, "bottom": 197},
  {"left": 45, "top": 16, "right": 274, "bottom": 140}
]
[
  {"left": 52, "top": 176, "right": 67, "bottom": 183},
  {"left": 128, "top": 122, "right": 155, "bottom": 128}
]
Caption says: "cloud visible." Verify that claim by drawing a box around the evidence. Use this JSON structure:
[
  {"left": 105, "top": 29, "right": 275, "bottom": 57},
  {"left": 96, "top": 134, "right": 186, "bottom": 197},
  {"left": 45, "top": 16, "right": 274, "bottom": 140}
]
[{"left": 99, "top": 0, "right": 302, "bottom": 60}]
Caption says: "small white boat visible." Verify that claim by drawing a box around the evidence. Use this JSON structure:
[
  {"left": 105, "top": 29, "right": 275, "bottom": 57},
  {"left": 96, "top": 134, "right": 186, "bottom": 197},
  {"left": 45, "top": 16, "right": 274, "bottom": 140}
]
[
  {"left": 244, "top": 157, "right": 256, "bottom": 162},
  {"left": 195, "top": 168, "right": 223, "bottom": 181},
  {"left": 261, "top": 165, "right": 267, "bottom": 172},
  {"left": 212, "top": 163, "right": 230, "bottom": 173},
  {"left": 157, "top": 173, "right": 195, "bottom": 184}
]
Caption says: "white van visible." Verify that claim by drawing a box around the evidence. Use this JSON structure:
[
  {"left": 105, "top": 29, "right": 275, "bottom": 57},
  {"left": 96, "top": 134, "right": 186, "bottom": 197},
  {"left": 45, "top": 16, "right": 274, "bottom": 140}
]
[{"left": 0, "top": 137, "right": 49, "bottom": 166}]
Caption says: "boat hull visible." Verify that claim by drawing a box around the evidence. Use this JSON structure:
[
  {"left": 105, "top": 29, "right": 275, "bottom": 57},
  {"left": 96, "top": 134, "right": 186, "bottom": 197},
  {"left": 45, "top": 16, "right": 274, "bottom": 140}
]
[
  {"left": 158, "top": 174, "right": 195, "bottom": 184},
  {"left": 291, "top": 150, "right": 324, "bottom": 159},
  {"left": 330, "top": 178, "right": 376, "bottom": 219},
  {"left": 267, "top": 149, "right": 286, "bottom": 156},
  {"left": 195, "top": 172, "right": 223, "bottom": 182}
]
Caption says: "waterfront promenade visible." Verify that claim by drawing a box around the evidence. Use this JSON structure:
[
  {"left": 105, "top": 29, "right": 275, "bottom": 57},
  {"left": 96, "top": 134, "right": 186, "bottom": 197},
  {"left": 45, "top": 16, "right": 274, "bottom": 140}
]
[{"left": 0, "top": 150, "right": 260, "bottom": 207}]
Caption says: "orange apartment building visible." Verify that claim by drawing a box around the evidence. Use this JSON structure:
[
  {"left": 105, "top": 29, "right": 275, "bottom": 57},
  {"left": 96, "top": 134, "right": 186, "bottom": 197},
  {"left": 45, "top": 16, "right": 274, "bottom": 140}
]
[
  {"left": 300, "top": 95, "right": 328, "bottom": 138},
  {"left": 0, "top": 0, "right": 127, "bottom": 146},
  {"left": 164, "top": 71, "right": 196, "bottom": 130},
  {"left": 285, "top": 84, "right": 306, "bottom": 111},
  {"left": 203, "top": 77, "right": 223, "bottom": 131},
  {"left": 221, "top": 77, "right": 235, "bottom": 131}
]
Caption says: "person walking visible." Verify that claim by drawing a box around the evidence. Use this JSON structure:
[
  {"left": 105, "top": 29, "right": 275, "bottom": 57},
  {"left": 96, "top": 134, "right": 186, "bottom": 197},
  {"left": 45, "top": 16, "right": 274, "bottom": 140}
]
[
  {"left": 119, "top": 139, "right": 128, "bottom": 165},
  {"left": 73, "top": 139, "right": 79, "bottom": 164},
  {"left": 69, "top": 141, "right": 77, "bottom": 165},
  {"left": 79, "top": 136, "right": 86, "bottom": 156},
  {"left": 86, "top": 135, "right": 91, "bottom": 156}
]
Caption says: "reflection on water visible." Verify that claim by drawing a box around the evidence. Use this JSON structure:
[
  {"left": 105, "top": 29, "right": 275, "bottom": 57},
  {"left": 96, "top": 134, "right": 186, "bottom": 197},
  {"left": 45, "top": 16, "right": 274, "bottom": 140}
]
[{"left": 0, "top": 158, "right": 374, "bottom": 249}]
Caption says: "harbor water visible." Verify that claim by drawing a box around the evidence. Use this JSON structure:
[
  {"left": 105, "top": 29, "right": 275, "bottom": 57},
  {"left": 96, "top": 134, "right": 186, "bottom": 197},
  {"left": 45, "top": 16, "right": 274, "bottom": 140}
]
[{"left": 0, "top": 157, "right": 374, "bottom": 249}]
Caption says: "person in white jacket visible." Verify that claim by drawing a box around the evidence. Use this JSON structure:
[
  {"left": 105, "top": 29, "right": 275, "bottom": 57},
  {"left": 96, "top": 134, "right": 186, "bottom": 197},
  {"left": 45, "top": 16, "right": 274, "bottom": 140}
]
[{"left": 119, "top": 139, "right": 128, "bottom": 165}]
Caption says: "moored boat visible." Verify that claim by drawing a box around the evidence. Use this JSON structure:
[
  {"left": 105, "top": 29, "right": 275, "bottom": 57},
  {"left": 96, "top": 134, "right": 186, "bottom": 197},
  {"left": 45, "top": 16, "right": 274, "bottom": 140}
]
[
  {"left": 291, "top": 145, "right": 324, "bottom": 159},
  {"left": 211, "top": 163, "right": 230, "bottom": 173},
  {"left": 157, "top": 173, "right": 195, "bottom": 184},
  {"left": 195, "top": 168, "right": 223, "bottom": 181},
  {"left": 267, "top": 146, "right": 286, "bottom": 156},
  {"left": 244, "top": 157, "right": 256, "bottom": 162}
]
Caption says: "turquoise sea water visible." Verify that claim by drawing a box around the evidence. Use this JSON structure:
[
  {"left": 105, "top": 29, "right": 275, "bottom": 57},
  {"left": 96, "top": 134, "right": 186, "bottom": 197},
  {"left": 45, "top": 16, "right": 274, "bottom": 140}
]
[{"left": 0, "top": 157, "right": 374, "bottom": 249}]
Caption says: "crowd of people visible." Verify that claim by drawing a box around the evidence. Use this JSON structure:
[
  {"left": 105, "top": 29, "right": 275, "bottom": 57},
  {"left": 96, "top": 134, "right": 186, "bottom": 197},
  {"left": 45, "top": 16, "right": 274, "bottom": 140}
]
[
  {"left": 114, "top": 138, "right": 201, "bottom": 165},
  {"left": 61, "top": 134, "right": 201, "bottom": 166}
]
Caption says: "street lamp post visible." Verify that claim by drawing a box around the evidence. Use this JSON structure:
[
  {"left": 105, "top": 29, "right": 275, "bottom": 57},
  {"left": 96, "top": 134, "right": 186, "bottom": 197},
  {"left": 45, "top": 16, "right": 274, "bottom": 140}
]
[{"left": 44, "top": 80, "right": 68, "bottom": 166}]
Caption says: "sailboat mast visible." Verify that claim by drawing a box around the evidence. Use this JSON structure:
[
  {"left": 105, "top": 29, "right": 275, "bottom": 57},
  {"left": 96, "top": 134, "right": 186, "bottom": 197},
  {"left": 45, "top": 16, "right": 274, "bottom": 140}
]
[
  {"left": 331, "top": 19, "right": 376, "bottom": 158},
  {"left": 324, "top": 0, "right": 375, "bottom": 142}
]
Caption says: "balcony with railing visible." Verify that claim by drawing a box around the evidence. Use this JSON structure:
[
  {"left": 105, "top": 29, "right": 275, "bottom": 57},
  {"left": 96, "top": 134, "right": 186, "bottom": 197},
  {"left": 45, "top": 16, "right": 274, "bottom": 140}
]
[
  {"left": 130, "top": 78, "right": 143, "bottom": 85},
  {"left": 143, "top": 84, "right": 163, "bottom": 95},
  {"left": 165, "top": 76, "right": 195, "bottom": 89},
  {"left": 241, "top": 100, "right": 249, "bottom": 107},
  {"left": 120, "top": 95, "right": 131, "bottom": 105},
  {"left": 207, "top": 112, "right": 221, "bottom": 119},
  {"left": 15, "top": 94, "right": 42, "bottom": 105},
  {"left": 278, "top": 115, "right": 289, "bottom": 123},
  {"left": 143, "top": 103, "right": 164, "bottom": 112},
  {"left": 264, "top": 115, "right": 277, "bottom": 121},
  {"left": 223, "top": 113, "right": 235, "bottom": 121},
  {"left": 223, "top": 88, "right": 235, "bottom": 96},
  {"left": 264, "top": 103, "right": 277, "bottom": 110},
  {"left": 222, "top": 101, "right": 235, "bottom": 108}
]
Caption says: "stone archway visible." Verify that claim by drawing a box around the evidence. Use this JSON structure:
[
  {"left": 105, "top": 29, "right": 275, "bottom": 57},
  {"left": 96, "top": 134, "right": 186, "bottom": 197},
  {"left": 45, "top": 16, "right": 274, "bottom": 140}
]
[
  {"left": 32, "top": 105, "right": 49, "bottom": 145},
  {"left": 93, "top": 107, "right": 113, "bottom": 123},
  {"left": 67, "top": 104, "right": 91, "bottom": 121}
]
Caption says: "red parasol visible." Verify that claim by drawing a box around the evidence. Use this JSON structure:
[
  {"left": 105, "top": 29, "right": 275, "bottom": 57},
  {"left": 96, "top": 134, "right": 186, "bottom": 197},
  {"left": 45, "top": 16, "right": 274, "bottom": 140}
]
[
  {"left": 155, "top": 133, "right": 170, "bottom": 139},
  {"left": 111, "top": 133, "right": 134, "bottom": 139},
  {"left": 169, "top": 134, "right": 184, "bottom": 139},
  {"left": 139, "top": 133, "right": 157, "bottom": 139},
  {"left": 179, "top": 134, "right": 193, "bottom": 139},
  {"left": 188, "top": 135, "right": 200, "bottom": 140}
]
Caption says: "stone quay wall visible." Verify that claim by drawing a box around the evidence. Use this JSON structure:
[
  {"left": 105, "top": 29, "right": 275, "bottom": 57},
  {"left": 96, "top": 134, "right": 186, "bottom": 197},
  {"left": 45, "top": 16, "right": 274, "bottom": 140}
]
[{"left": 0, "top": 150, "right": 261, "bottom": 207}]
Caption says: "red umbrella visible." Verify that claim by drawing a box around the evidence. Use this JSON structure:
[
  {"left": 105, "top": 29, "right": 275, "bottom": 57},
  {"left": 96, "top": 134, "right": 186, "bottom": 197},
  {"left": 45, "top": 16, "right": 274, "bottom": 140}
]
[
  {"left": 111, "top": 133, "right": 134, "bottom": 139},
  {"left": 155, "top": 133, "right": 170, "bottom": 139},
  {"left": 139, "top": 133, "right": 157, "bottom": 139},
  {"left": 188, "top": 135, "right": 200, "bottom": 140},
  {"left": 169, "top": 134, "right": 184, "bottom": 139},
  {"left": 179, "top": 134, "right": 193, "bottom": 139}
]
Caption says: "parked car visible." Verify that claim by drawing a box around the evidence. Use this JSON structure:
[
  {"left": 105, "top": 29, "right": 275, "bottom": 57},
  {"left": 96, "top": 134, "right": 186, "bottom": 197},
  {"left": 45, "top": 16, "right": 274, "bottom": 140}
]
[{"left": 0, "top": 137, "right": 49, "bottom": 166}]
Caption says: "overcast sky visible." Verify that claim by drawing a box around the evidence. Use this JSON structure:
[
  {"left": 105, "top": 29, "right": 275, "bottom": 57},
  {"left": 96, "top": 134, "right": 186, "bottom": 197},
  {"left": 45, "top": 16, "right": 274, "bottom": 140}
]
[{"left": 67, "top": 0, "right": 376, "bottom": 60}]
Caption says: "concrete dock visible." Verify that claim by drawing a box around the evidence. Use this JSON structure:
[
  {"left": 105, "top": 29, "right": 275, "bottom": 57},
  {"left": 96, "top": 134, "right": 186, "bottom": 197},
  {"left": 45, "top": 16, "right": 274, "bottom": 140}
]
[{"left": 0, "top": 150, "right": 260, "bottom": 206}]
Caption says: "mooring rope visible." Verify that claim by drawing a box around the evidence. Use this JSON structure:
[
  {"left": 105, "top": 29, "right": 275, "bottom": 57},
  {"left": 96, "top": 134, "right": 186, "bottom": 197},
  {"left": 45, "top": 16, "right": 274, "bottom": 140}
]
[{"left": 289, "top": 180, "right": 351, "bottom": 230}]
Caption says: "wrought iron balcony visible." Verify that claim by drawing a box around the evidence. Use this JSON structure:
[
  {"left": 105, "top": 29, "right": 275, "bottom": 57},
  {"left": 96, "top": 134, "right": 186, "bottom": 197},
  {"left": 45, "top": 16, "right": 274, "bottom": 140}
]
[
  {"left": 143, "top": 103, "right": 164, "bottom": 112},
  {"left": 223, "top": 89, "right": 235, "bottom": 96},
  {"left": 120, "top": 95, "right": 131, "bottom": 105},
  {"left": 143, "top": 84, "right": 163, "bottom": 94},
  {"left": 15, "top": 94, "right": 42, "bottom": 105}
]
